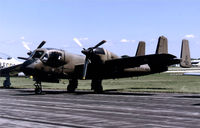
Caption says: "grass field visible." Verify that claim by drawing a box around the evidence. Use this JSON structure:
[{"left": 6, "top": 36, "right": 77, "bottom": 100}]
[{"left": 1, "top": 73, "right": 200, "bottom": 93}]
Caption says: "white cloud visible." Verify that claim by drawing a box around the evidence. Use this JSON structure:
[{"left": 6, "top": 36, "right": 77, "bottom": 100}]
[
  {"left": 184, "top": 34, "right": 195, "bottom": 38},
  {"left": 120, "top": 39, "right": 129, "bottom": 43},
  {"left": 120, "top": 39, "right": 136, "bottom": 43}
]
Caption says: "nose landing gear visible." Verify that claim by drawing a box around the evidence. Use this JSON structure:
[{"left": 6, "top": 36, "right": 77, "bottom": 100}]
[{"left": 34, "top": 81, "right": 42, "bottom": 94}]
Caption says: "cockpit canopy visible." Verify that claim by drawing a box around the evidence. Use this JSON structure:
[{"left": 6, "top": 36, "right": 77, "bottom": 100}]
[
  {"left": 32, "top": 51, "right": 44, "bottom": 59},
  {"left": 32, "top": 49, "right": 66, "bottom": 67}
]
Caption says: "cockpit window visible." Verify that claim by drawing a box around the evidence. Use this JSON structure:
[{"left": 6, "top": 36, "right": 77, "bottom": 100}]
[
  {"left": 32, "top": 51, "right": 44, "bottom": 59},
  {"left": 41, "top": 53, "right": 48, "bottom": 63}
]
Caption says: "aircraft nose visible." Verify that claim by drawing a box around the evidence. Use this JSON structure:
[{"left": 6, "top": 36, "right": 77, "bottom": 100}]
[
  {"left": 22, "top": 59, "right": 35, "bottom": 69},
  {"left": 21, "top": 59, "right": 39, "bottom": 74}
]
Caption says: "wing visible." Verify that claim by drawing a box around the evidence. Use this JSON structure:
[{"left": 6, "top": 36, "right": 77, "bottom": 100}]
[
  {"left": 105, "top": 53, "right": 180, "bottom": 69},
  {"left": 74, "top": 53, "right": 180, "bottom": 79},
  {"left": 0, "top": 64, "right": 23, "bottom": 77}
]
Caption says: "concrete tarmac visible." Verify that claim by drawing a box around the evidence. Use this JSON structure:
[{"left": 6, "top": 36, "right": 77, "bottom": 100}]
[{"left": 0, "top": 88, "right": 200, "bottom": 128}]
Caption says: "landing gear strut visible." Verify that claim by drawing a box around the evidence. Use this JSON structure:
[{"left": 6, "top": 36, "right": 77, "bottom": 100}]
[
  {"left": 34, "top": 81, "right": 42, "bottom": 94},
  {"left": 3, "top": 76, "right": 11, "bottom": 88},
  {"left": 91, "top": 79, "right": 103, "bottom": 93},
  {"left": 67, "top": 79, "right": 78, "bottom": 92}
]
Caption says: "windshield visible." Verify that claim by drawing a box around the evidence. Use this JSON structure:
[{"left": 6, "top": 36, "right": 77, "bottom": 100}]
[{"left": 32, "top": 51, "right": 44, "bottom": 59}]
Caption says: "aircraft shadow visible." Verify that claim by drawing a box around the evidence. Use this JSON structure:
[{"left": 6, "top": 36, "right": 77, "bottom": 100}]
[
  {"left": 175, "top": 95, "right": 200, "bottom": 99},
  {"left": 175, "top": 95, "right": 200, "bottom": 106},
  {"left": 0, "top": 87, "right": 24, "bottom": 89},
  {"left": 13, "top": 89, "right": 155, "bottom": 96},
  {"left": 128, "top": 87, "right": 172, "bottom": 90},
  {"left": 192, "top": 103, "right": 200, "bottom": 106}
]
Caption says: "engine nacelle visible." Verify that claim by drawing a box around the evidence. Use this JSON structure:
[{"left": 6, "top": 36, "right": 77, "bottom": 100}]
[{"left": 90, "top": 48, "right": 119, "bottom": 64}]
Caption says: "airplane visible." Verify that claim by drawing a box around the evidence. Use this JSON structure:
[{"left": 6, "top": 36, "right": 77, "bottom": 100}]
[
  {"left": 0, "top": 53, "right": 21, "bottom": 68},
  {"left": 0, "top": 36, "right": 188, "bottom": 94},
  {"left": 0, "top": 53, "right": 22, "bottom": 87}
]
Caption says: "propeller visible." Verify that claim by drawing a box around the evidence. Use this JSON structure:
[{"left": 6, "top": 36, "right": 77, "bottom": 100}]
[
  {"left": 37, "top": 41, "right": 46, "bottom": 49},
  {"left": 22, "top": 41, "right": 32, "bottom": 55},
  {"left": 22, "top": 41, "right": 31, "bottom": 51},
  {"left": 81, "top": 40, "right": 106, "bottom": 79},
  {"left": 73, "top": 38, "right": 83, "bottom": 48},
  {"left": 17, "top": 57, "right": 29, "bottom": 60}
]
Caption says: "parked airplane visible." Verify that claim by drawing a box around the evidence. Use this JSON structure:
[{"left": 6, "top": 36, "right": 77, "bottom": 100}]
[
  {"left": 0, "top": 53, "right": 22, "bottom": 87},
  {"left": 0, "top": 53, "right": 21, "bottom": 68},
  {"left": 0, "top": 36, "right": 187, "bottom": 94}
]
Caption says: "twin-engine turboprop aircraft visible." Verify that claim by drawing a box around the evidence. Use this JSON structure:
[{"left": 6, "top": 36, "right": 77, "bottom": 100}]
[{"left": 0, "top": 36, "right": 189, "bottom": 94}]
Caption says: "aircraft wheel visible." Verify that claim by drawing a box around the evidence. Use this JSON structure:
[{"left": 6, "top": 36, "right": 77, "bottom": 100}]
[
  {"left": 67, "top": 85, "right": 76, "bottom": 93},
  {"left": 34, "top": 81, "right": 42, "bottom": 94},
  {"left": 35, "top": 87, "right": 42, "bottom": 94},
  {"left": 67, "top": 79, "right": 78, "bottom": 93},
  {"left": 92, "top": 79, "right": 103, "bottom": 94},
  {"left": 94, "top": 85, "right": 103, "bottom": 94}
]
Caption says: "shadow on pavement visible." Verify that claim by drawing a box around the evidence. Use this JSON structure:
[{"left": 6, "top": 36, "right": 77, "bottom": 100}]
[
  {"left": 175, "top": 95, "right": 200, "bottom": 99},
  {"left": 12, "top": 88, "right": 155, "bottom": 96}
]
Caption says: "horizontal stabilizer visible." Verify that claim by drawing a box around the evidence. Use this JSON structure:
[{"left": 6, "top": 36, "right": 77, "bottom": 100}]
[
  {"left": 135, "top": 41, "right": 145, "bottom": 56},
  {"left": 156, "top": 36, "right": 168, "bottom": 54},
  {"left": 180, "top": 39, "right": 192, "bottom": 68}
]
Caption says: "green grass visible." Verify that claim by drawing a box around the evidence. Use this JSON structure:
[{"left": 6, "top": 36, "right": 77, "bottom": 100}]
[{"left": 1, "top": 73, "right": 200, "bottom": 93}]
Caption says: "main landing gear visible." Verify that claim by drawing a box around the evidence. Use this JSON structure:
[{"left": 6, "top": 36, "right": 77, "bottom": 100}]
[
  {"left": 91, "top": 79, "right": 103, "bottom": 93},
  {"left": 67, "top": 79, "right": 103, "bottom": 93},
  {"left": 67, "top": 79, "right": 78, "bottom": 93},
  {"left": 3, "top": 76, "right": 11, "bottom": 88},
  {"left": 34, "top": 81, "right": 42, "bottom": 94}
]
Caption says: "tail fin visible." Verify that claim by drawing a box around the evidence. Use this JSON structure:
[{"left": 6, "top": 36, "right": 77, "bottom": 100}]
[
  {"left": 180, "top": 39, "right": 192, "bottom": 68},
  {"left": 135, "top": 41, "right": 145, "bottom": 56},
  {"left": 155, "top": 36, "right": 168, "bottom": 54}
]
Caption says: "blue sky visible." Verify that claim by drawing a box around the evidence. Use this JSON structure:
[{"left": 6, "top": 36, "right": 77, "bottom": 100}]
[{"left": 0, "top": 0, "right": 200, "bottom": 59}]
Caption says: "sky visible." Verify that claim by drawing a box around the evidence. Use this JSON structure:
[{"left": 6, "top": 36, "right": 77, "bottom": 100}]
[{"left": 0, "top": 0, "right": 200, "bottom": 60}]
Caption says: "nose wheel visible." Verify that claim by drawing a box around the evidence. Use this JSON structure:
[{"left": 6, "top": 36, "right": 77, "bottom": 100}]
[{"left": 34, "top": 81, "right": 42, "bottom": 94}]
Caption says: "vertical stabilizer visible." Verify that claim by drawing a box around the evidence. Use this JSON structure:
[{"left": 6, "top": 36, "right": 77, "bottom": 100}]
[
  {"left": 155, "top": 36, "right": 168, "bottom": 54},
  {"left": 135, "top": 41, "right": 145, "bottom": 56},
  {"left": 180, "top": 39, "right": 192, "bottom": 68}
]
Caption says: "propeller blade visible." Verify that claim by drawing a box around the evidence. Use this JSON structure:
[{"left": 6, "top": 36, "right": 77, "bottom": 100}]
[
  {"left": 73, "top": 38, "right": 83, "bottom": 48},
  {"left": 82, "top": 58, "right": 90, "bottom": 80},
  {"left": 37, "top": 41, "right": 46, "bottom": 49},
  {"left": 22, "top": 41, "right": 31, "bottom": 51},
  {"left": 18, "top": 57, "right": 29, "bottom": 60},
  {"left": 93, "top": 40, "right": 106, "bottom": 49}
]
